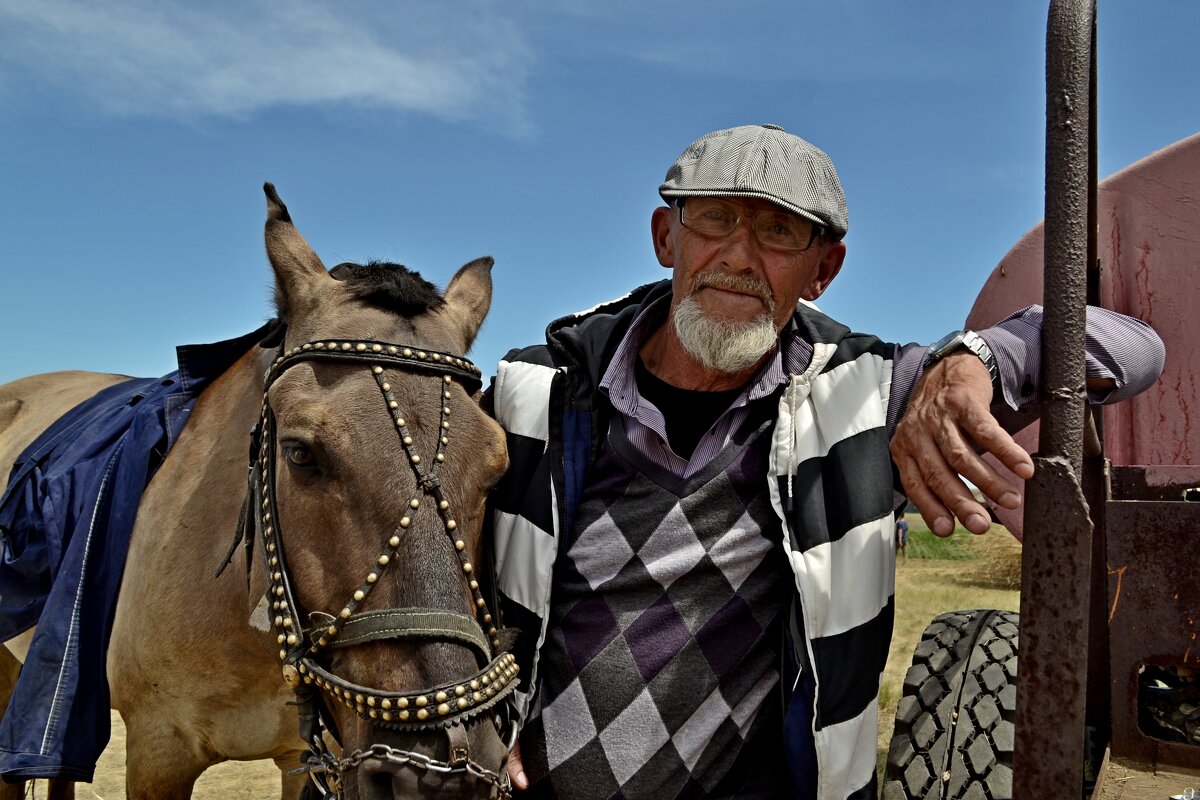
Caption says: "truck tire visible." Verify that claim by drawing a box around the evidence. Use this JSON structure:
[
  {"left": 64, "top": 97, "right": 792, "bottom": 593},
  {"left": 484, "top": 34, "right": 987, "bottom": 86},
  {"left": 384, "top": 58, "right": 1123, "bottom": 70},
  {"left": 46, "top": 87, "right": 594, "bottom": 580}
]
[{"left": 883, "top": 609, "right": 1018, "bottom": 800}]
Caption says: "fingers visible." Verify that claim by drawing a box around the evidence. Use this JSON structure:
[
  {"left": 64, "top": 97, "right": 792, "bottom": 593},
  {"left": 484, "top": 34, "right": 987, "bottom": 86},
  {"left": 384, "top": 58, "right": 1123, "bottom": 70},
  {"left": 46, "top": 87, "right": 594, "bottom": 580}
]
[
  {"left": 507, "top": 740, "right": 528, "bottom": 791},
  {"left": 892, "top": 409, "right": 1025, "bottom": 536}
]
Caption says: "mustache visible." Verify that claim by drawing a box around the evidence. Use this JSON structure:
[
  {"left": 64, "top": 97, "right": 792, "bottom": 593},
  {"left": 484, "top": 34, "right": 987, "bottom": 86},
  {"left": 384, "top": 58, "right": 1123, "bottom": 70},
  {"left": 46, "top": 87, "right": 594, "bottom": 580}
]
[{"left": 687, "top": 271, "right": 774, "bottom": 311}]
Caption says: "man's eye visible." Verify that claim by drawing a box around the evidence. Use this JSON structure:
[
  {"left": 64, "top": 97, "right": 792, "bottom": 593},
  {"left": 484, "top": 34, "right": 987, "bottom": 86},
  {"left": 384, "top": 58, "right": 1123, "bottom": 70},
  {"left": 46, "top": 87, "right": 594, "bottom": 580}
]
[{"left": 283, "top": 444, "right": 316, "bottom": 468}]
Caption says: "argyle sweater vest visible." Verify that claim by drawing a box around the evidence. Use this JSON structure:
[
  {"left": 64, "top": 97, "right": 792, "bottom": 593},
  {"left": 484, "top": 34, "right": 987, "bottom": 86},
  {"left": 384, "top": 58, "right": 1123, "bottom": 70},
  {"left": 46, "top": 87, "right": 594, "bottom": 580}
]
[{"left": 490, "top": 305, "right": 897, "bottom": 800}]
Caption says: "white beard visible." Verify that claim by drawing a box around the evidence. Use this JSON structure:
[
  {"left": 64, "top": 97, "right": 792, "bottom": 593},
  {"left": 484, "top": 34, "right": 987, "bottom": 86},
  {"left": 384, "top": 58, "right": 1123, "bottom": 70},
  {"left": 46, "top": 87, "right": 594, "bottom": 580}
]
[{"left": 672, "top": 295, "right": 778, "bottom": 374}]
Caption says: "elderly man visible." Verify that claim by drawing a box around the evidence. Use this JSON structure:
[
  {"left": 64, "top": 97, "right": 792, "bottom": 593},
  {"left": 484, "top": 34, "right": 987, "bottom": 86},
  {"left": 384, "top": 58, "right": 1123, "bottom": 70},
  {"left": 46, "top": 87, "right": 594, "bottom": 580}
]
[{"left": 486, "top": 125, "right": 1163, "bottom": 799}]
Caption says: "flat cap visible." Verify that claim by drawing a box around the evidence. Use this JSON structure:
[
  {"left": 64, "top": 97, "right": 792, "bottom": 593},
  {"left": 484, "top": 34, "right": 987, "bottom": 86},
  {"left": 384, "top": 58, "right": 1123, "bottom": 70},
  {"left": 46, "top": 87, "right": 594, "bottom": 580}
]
[{"left": 659, "top": 124, "right": 848, "bottom": 239}]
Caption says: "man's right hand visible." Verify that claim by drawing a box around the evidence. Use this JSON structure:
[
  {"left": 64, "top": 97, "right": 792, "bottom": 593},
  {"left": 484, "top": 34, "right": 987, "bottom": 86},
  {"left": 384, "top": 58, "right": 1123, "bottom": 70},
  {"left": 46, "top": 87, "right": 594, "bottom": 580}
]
[{"left": 508, "top": 740, "right": 528, "bottom": 792}]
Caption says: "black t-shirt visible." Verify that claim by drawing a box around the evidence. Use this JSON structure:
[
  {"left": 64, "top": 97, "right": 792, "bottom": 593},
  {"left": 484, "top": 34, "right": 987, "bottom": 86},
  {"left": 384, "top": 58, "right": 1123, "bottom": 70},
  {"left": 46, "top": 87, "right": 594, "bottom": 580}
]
[{"left": 633, "top": 359, "right": 743, "bottom": 459}]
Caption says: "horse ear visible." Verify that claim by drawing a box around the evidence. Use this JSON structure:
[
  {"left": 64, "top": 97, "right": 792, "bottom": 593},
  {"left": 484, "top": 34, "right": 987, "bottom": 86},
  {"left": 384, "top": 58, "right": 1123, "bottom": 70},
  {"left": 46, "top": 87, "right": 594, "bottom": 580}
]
[
  {"left": 441, "top": 256, "right": 494, "bottom": 352},
  {"left": 263, "top": 183, "right": 332, "bottom": 321}
]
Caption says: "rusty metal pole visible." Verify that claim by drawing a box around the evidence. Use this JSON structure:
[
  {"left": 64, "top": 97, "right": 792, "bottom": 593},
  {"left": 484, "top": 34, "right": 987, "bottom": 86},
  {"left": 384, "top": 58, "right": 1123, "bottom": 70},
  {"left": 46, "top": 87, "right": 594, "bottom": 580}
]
[{"left": 1012, "top": 1, "right": 1096, "bottom": 798}]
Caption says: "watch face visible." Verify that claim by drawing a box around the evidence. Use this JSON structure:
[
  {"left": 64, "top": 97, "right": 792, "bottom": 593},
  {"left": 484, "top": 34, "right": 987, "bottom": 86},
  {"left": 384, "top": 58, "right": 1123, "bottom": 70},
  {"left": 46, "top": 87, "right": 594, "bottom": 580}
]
[{"left": 929, "top": 330, "right": 965, "bottom": 356}]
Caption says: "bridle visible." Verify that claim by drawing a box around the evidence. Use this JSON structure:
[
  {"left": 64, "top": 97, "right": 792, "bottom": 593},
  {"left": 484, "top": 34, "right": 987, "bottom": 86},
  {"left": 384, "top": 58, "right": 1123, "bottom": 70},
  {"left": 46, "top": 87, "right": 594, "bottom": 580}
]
[{"left": 246, "top": 337, "right": 517, "bottom": 798}]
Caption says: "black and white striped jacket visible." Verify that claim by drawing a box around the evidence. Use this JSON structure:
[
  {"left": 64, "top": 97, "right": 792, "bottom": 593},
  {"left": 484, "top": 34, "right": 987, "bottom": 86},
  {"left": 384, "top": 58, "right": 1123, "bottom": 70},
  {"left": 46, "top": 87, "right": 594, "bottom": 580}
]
[{"left": 488, "top": 281, "right": 898, "bottom": 800}]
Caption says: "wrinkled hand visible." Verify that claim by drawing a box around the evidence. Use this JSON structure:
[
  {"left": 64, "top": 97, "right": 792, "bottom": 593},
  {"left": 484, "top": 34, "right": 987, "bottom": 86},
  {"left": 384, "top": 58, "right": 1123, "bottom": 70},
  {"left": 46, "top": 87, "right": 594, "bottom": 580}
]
[
  {"left": 891, "top": 352, "right": 1034, "bottom": 536},
  {"left": 507, "top": 740, "right": 528, "bottom": 792}
]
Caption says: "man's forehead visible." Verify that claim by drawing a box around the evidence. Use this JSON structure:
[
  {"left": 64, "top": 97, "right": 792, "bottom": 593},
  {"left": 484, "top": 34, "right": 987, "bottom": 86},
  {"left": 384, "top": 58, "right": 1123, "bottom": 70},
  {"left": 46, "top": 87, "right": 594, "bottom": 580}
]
[{"left": 705, "top": 195, "right": 809, "bottom": 216}]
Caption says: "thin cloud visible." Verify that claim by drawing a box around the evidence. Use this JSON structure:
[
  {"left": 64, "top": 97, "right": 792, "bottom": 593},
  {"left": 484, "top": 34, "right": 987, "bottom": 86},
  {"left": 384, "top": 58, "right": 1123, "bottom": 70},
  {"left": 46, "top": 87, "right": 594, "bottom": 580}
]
[{"left": 0, "top": 0, "right": 534, "bottom": 134}]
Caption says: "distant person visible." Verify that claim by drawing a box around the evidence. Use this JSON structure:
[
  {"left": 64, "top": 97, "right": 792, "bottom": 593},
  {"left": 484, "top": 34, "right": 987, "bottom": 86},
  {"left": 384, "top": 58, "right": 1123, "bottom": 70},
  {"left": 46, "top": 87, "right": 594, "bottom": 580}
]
[
  {"left": 896, "top": 514, "right": 910, "bottom": 560},
  {"left": 486, "top": 124, "right": 1165, "bottom": 798}
]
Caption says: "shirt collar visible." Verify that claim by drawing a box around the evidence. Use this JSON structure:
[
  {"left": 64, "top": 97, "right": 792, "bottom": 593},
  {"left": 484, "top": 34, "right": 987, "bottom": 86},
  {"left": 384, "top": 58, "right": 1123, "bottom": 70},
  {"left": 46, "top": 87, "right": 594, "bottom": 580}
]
[{"left": 599, "top": 294, "right": 814, "bottom": 414}]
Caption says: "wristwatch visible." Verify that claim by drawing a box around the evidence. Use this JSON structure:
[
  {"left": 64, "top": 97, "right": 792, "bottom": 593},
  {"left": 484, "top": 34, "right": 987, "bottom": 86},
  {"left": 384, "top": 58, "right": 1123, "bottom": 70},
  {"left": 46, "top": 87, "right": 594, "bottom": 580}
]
[{"left": 924, "top": 330, "right": 1001, "bottom": 393}]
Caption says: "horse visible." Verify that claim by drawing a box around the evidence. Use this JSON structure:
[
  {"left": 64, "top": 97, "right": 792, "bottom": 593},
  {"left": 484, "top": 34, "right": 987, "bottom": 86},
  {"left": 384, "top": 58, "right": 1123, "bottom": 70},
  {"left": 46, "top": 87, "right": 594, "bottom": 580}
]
[{"left": 0, "top": 185, "right": 513, "bottom": 799}]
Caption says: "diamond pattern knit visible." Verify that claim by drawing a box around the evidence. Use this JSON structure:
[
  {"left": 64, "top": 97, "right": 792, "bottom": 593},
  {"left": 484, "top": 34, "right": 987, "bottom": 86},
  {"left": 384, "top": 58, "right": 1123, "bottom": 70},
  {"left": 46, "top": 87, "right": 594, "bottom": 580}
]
[{"left": 520, "top": 414, "right": 792, "bottom": 799}]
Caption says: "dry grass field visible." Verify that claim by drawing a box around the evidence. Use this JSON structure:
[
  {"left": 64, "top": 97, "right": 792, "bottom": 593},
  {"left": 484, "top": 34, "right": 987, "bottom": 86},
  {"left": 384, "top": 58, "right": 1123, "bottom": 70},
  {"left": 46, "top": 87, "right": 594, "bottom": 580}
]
[{"left": 38, "top": 515, "right": 1022, "bottom": 798}]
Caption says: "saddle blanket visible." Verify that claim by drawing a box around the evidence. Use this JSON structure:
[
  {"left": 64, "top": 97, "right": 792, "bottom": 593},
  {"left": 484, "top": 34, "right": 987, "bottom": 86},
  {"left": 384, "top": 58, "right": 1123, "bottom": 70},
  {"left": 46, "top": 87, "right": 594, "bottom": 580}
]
[{"left": 0, "top": 322, "right": 275, "bottom": 780}]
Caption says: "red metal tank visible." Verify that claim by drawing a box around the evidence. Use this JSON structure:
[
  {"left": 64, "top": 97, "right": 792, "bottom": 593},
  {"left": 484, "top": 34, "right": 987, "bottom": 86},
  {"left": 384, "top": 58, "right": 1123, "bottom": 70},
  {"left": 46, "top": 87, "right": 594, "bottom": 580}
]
[{"left": 965, "top": 133, "right": 1200, "bottom": 537}]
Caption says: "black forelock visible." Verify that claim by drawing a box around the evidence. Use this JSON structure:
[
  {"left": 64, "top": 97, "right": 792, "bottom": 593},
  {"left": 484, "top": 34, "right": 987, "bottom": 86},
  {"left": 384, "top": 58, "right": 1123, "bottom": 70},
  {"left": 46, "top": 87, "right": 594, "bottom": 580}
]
[{"left": 329, "top": 261, "right": 445, "bottom": 316}]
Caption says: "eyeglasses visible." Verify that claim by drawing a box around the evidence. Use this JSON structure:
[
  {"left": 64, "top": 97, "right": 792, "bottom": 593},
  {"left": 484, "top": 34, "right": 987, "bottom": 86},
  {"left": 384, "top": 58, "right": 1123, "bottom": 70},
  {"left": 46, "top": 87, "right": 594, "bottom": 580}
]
[{"left": 678, "top": 198, "right": 825, "bottom": 252}]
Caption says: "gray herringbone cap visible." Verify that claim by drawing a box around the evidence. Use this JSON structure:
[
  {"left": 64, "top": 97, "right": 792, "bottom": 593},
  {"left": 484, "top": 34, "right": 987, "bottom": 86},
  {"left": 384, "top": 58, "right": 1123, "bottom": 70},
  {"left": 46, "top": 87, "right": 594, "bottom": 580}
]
[{"left": 659, "top": 124, "right": 848, "bottom": 239}]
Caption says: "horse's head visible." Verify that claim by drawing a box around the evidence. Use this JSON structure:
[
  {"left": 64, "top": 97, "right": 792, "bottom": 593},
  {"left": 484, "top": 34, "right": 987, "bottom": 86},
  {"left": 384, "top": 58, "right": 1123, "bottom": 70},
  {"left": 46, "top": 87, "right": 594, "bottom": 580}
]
[{"left": 255, "top": 184, "right": 512, "bottom": 798}]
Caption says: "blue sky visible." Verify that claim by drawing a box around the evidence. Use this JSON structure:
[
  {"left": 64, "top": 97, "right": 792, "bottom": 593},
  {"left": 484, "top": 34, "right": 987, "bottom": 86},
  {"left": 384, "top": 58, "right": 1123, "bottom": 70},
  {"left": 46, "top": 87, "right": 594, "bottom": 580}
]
[{"left": 1, "top": 2, "right": 1197, "bottom": 385}]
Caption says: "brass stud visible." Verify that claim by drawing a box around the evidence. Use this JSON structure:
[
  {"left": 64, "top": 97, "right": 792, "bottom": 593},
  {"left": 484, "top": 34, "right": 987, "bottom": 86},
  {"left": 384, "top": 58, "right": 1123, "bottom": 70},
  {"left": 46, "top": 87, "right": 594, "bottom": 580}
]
[
  {"left": 469, "top": 679, "right": 480, "bottom": 691},
  {"left": 286, "top": 634, "right": 298, "bottom": 646},
  {"left": 327, "top": 625, "right": 338, "bottom": 635},
  {"left": 399, "top": 710, "right": 409, "bottom": 720},
  {"left": 369, "top": 709, "right": 378, "bottom": 719},
  {"left": 444, "top": 375, "right": 453, "bottom": 384},
  {"left": 400, "top": 517, "right": 411, "bottom": 528},
  {"left": 339, "top": 607, "right": 351, "bottom": 619},
  {"left": 389, "top": 535, "right": 400, "bottom": 547},
  {"left": 373, "top": 366, "right": 383, "bottom": 374},
  {"left": 411, "top": 455, "right": 421, "bottom": 464},
  {"left": 455, "top": 540, "right": 465, "bottom": 551},
  {"left": 274, "top": 615, "right": 283, "bottom": 627},
  {"left": 493, "top": 639, "right": 502, "bottom": 650},
  {"left": 395, "top": 418, "right": 405, "bottom": 427},
  {"left": 403, "top": 436, "right": 413, "bottom": 445},
  {"left": 302, "top": 344, "right": 312, "bottom": 351},
  {"left": 416, "top": 351, "right": 426, "bottom": 359},
  {"left": 372, "top": 344, "right": 383, "bottom": 353},
  {"left": 447, "top": 520, "right": 457, "bottom": 531},
  {"left": 353, "top": 590, "right": 364, "bottom": 602},
  {"left": 382, "top": 711, "right": 392, "bottom": 721},
  {"left": 439, "top": 500, "right": 450, "bottom": 510},
  {"left": 397, "top": 697, "right": 409, "bottom": 709},
  {"left": 435, "top": 691, "right": 448, "bottom": 703},
  {"left": 437, "top": 703, "right": 451, "bottom": 716},
  {"left": 462, "top": 562, "right": 474, "bottom": 574},
  {"left": 436, "top": 454, "right": 445, "bottom": 462},
  {"left": 442, "top": 421, "right": 450, "bottom": 430},
  {"left": 382, "top": 382, "right": 391, "bottom": 391},
  {"left": 469, "top": 580, "right": 479, "bottom": 591},
  {"left": 455, "top": 685, "right": 466, "bottom": 697},
  {"left": 457, "top": 698, "right": 469, "bottom": 710},
  {"left": 389, "top": 401, "right": 398, "bottom": 409},
  {"left": 381, "top": 698, "right": 392, "bottom": 709},
  {"left": 277, "top": 634, "right": 286, "bottom": 644},
  {"left": 274, "top": 586, "right": 284, "bottom": 597},
  {"left": 355, "top": 693, "right": 365, "bottom": 704},
  {"left": 317, "top": 637, "right": 327, "bottom": 647},
  {"left": 444, "top": 406, "right": 452, "bottom": 415},
  {"left": 367, "top": 696, "right": 376, "bottom": 707},
  {"left": 483, "top": 614, "right": 492, "bottom": 625},
  {"left": 476, "top": 598, "right": 486, "bottom": 608},
  {"left": 278, "top": 649, "right": 287, "bottom": 660},
  {"left": 442, "top": 437, "right": 449, "bottom": 446},
  {"left": 388, "top": 346, "right": 399, "bottom": 355},
  {"left": 378, "top": 554, "right": 390, "bottom": 566},
  {"left": 367, "top": 572, "right": 378, "bottom": 583},
  {"left": 432, "top": 353, "right": 442, "bottom": 361},
  {"left": 473, "top": 691, "right": 484, "bottom": 703},
  {"left": 266, "top": 543, "right": 276, "bottom": 553},
  {"left": 417, "top": 709, "right": 429, "bottom": 720},
  {"left": 314, "top": 342, "right": 326, "bottom": 349},
  {"left": 415, "top": 695, "right": 428, "bottom": 707},
  {"left": 356, "top": 343, "right": 367, "bottom": 352},
  {"left": 410, "top": 499, "right": 420, "bottom": 509},
  {"left": 341, "top": 343, "right": 352, "bottom": 351},
  {"left": 402, "top": 348, "right": 412, "bottom": 357}
]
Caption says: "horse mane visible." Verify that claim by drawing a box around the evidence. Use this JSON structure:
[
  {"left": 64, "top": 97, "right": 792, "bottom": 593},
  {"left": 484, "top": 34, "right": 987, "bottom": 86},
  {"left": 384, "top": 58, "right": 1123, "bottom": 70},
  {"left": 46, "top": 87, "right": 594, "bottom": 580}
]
[{"left": 330, "top": 261, "right": 446, "bottom": 316}]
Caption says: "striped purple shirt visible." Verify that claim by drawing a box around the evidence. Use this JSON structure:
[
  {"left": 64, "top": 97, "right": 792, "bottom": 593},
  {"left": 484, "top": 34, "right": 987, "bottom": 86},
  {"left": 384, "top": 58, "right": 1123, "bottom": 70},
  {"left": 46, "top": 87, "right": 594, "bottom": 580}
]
[{"left": 598, "top": 298, "right": 1164, "bottom": 480}]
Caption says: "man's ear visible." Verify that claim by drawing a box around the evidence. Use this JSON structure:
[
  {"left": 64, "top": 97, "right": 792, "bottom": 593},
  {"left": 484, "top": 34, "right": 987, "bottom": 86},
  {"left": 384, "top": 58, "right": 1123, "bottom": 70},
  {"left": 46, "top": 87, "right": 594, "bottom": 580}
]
[
  {"left": 651, "top": 206, "right": 676, "bottom": 269},
  {"left": 801, "top": 240, "right": 847, "bottom": 301}
]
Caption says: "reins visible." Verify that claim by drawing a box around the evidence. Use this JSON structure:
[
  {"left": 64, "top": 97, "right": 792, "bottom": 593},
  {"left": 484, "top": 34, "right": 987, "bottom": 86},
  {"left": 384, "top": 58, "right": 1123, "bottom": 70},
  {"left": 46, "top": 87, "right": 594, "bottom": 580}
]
[{"left": 244, "top": 337, "right": 516, "bottom": 798}]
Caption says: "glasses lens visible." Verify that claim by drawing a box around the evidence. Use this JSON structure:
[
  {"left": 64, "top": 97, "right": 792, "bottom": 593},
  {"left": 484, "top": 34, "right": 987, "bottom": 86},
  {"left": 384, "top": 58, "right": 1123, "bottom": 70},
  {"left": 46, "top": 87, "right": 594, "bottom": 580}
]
[{"left": 681, "top": 199, "right": 812, "bottom": 251}]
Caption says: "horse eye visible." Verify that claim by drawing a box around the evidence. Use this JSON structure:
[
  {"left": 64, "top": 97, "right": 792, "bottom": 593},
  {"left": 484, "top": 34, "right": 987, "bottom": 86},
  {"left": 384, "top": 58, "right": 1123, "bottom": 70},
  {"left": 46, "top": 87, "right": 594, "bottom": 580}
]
[{"left": 282, "top": 443, "right": 317, "bottom": 469}]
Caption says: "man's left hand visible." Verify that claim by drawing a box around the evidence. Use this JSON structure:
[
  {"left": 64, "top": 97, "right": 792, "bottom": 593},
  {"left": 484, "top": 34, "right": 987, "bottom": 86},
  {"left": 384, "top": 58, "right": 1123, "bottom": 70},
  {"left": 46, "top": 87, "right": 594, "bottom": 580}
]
[{"left": 890, "top": 352, "right": 1035, "bottom": 536}]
